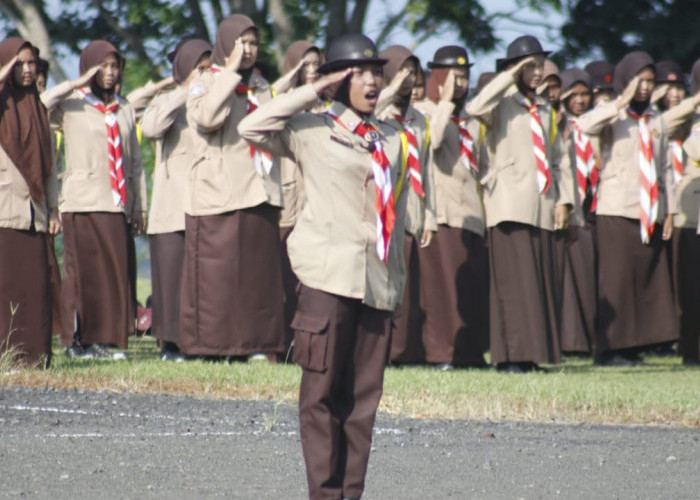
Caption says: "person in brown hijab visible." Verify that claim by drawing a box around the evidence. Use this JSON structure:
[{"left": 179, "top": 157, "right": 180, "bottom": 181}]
[
  {"left": 415, "top": 46, "right": 489, "bottom": 369},
  {"left": 270, "top": 40, "right": 323, "bottom": 361},
  {"left": 48, "top": 40, "right": 147, "bottom": 360},
  {"left": 576, "top": 51, "right": 677, "bottom": 366},
  {"left": 0, "top": 38, "right": 59, "bottom": 368},
  {"left": 374, "top": 45, "right": 435, "bottom": 366},
  {"left": 584, "top": 60, "right": 616, "bottom": 106},
  {"left": 180, "top": 14, "right": 285, "bottom": 360},
  {"left": 140, "top": 39, "right": 213, "bottom": 362}
]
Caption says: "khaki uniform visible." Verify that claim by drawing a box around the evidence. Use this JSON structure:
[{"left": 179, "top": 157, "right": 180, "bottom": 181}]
[
  {"left": 577, "top": 100, "right": 677, "bottom": 354},
  {"left": 186, "top": 69, "right": 281, "bottom": 215},
  {"left": 239, "top": 83, "right": 407, "bottom": 500},
  {"left": 465, "top": 69, "right": 573, "bottom": 366}
]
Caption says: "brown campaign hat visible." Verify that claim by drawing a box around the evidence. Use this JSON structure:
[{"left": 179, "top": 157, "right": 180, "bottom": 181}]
[{"left": 427, "top": 46, "right": 473, "bottom": 69}]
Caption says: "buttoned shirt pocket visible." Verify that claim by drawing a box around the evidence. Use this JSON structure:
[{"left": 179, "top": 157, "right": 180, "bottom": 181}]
[{"left": 291, "top": 311, "right": 330, "bottom": 372}]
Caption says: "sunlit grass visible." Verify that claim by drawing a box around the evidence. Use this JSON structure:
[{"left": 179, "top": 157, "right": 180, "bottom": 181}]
[{"left": 1, "top": 336, "right": 699, "bottom": 428}]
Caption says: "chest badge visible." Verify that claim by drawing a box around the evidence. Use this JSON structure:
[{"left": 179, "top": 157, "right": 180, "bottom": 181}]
[{"left": 364, "top": 130, "right": 379, "bottom": 142}]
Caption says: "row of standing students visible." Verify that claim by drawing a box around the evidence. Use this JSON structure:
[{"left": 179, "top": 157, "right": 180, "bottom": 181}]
[{"left": 3, "top": 19, "right": 700, "bottom": 500}]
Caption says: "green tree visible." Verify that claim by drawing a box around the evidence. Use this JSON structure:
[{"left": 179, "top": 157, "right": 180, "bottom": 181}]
[{"left": 560, "top": 0, "right": 700, "bottom": 69}]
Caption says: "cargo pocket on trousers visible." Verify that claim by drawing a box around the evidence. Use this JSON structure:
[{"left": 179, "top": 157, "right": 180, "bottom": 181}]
[{"left": 291, "top": 311, "right": 330, "bottom": 373}]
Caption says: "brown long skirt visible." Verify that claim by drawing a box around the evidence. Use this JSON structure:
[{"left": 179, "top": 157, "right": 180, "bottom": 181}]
[
  {"left": 149, "top": 231, "right": 185, "bottom": 345},
  {"left": 280, "top": 226, "right": 298, "bottom": 358},
  {"left": 672, "top": 227, "right": 700, "bottom": 360},
  {"left": 596, "top": 216, "right": 677, "bottom": 353},
  {"left": 489, "top": 222, "right": 561, "bottom": 364},
  {"left": 419, "top": 225, "right": 489, "bottom": 366},
  {"left": 179, "top": 205, "right": 285, "bottom": 356},
  {"left": 558, "top": 225, "right": 596, "bottom": 353},
  {"left": 390, "top": 233, "right": 426, "bottom": 364},
  {"left": 60, "top": 212, "right": 133, "bottom": 348},
  {"left": 0, "top": 228, "right": 52, "bottom": 368},
  {"left": 294, "top": 285, "right": 391, "bottom": 500}
]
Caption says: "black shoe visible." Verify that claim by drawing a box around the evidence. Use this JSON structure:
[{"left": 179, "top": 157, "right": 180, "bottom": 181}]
[
  {"left": 86, "top": 344, "right": 128, "bottom": 361},
  {"left": 65, "top": 345, "right": 95, "bottom": 359},
  {"left": 595, "top": 353, "right": 640, "bottom": 367},
  {"left": 496, "top": 362, "right": 524, "bottom": 374},
  {"left": 160, "top": 350, "right": 185, "bottom": 362}
]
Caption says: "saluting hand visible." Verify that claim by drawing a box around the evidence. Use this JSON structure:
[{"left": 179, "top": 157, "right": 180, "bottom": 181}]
[
  {"left": 0, "top": 55, "right": 17, "bottom": 84},
  {"left": 439, "top": 69, "right": 455, "bottom": 102},
  {"left": 71, "top": 65, "right": 100, "bottom": 90},
  {"left": 616, "top": 76, "right": 639, "bottom": 111},
  {"left": 312, "top": 68, "right": 352, "bottom": 97},
  {"left": 650, "top": 83, "right": 669, "bottom": 105},
  {"left": 388, "top": 67, "right": 412, "bottom": 95},
  {"left": 511, "top": 55, "right": 539, "bottom": 77},
  {"left": 225, "top": 37, "right": 245, "bottom": 73}
]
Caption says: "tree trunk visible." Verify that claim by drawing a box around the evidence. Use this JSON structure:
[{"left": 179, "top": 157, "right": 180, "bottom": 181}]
[
  {"left": 268, "top": 0, "right": 293, "bottom": 71},
  {"left": 1, "top": 0, "right": 68, "bottom": 82},
  {"left": 186, "top": 0, "right": 211, "bottom": 42},
  {"left": 325, "top": 0, "right": 347, "bottom": 43}
]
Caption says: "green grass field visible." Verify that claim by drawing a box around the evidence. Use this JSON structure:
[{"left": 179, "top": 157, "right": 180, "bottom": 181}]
[{"left": 3, "top": 335, "right": 698, "bottom": 428}]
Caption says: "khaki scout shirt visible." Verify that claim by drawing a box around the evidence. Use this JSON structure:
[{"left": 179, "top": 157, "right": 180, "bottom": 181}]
[
  {"left": 576, "top": 101, "right": 674, "bottom": 221},
  {"left": 185, "top": 69, "right": 281, "bottom": 216},
  {"left": 466, "top": 71, "right": 574, "bottom": 231},
  {"left": 0, "top": 146, "right": 58, "bottom": 233},
  {"left": 378, "top": 102, "right": 436, "bottom": 238},
  {"left": 279, "top": 155, "right": 305, "bottom": 229},
  {"left": 141, "top": 87, "right": 194, "bottom": 234},
  {"left": 416, "top": 99, "right": 484, "bottom": 236},
  {"left": 238, "top": 84, "right": 408, "bottom": 312},
  {"left": 680, "top": 115, "right": 700, "bottom": 231},
  {"left": 661, "top": 99, "right": 699, "bottom": 230},
  {"left": 48, "top": 88, "right": 147, "bottom": 216}
]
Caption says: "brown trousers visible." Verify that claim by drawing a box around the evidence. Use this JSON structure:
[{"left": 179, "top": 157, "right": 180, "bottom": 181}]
[
  {"left": 60, "top": 212, "right": 133, "bottom": 348},
  {"left": 149, "top": 231, "right": 185, "bottom": 345},
  {"left": 389, "top": 233, "right": 425, "bottom": 364},
  {"left": 418, "top": 225, "right": 489, "bottom": 366},
  {"left": 0, "top": 228, "right": 52, "bottom": 368},
  {"left": 489, "top": 222, "right": 561, "bottom": 364},
  {"left": 293, "top": 285, "right": 391, "bottom": 500},
  {"left": 558, "top": 225, "right": 597, "bottom": 353},
  {"left": 672, "top": 227, "right": 700, "bottom": 360},
  {"left": 280, "top": 226, "right": 298, "bottom": 359},
  {"left": 596, "top": 216, "right": 677, "bottom": 353}
]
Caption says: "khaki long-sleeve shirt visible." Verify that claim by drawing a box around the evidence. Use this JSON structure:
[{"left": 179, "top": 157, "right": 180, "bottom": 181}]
[{"left": 238, "top": 84, "right": 408, "bottom": 312}]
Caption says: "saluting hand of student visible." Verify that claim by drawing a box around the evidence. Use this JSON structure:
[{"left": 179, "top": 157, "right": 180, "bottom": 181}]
[
  {"left": 71, "top": 65, "right": 100, "bottom": 90},
  {"left": 439, "top": 69, "right": 455, "bottom": 102},
  {"left": 225, "top": 37, "right": 245, "bottom": 73},
  {"left": 312, "top": 68, "right": 352, "bottom": 96},
  {"left": 388, "top": 67, "right": 413, "bottom": 96},
  {"left": 511, "top": 55, "right": 539, "bottom": 77},
  {"left": 616, "top": 75, "right": 639, "bottom": 111},
  {"left": 650, "top": 83, "right": 670, "bottom": 105},
  {"left": 0, "top": 55, "right": 17, "bottom": 84}
]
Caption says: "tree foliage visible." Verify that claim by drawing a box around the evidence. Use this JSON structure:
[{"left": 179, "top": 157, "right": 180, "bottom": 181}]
[{"left": 561, "top": 0, "right": 700, "bottom": 69}]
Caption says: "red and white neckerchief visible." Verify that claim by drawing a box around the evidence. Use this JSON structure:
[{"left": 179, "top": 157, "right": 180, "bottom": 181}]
[
  {"left": 393, "top": 113, "right": 424, "bottom": 198},
  {"left": 568, "top": 117, "right": 599, "bottom": 211},
  {"left": 77, "top": 88, "right": 126, "bottom": 207},
  {"left": 328, "top": 104, "right": 396, "bottom": 263},
  {"left": 451, "top": 116, "right": 479, "bottom": 173},
  {"left": 628, "top": 108, "right": 658, "bottom": 244},
  {"left": 520, "top": 97, "right": 551, "bottom": 194},
  {"left": 210, "top": 65, "right": 274, "bottom": 177},
  {"left": 671, "top": 139, "right": 684, "bottom": 187}
]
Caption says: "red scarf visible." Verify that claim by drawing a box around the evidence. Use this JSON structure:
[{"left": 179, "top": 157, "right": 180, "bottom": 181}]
[
  {"left": 328, "top": 105, "right": 396, "bottom": 263},
  {"left": 628, "top": 108, "right": 658, "bottom": 244},
  {"left": 569, "top": 117, "right": 599, "bottom": 212},
  {"left": 451, "top": 116, "right": 479, "bottom": 173},
  {"left": 672, "top": 139, "right": 684, "bottom": 188},
  {"left": 521, "top": 98, "right": 551, "bottom": 194},
  {"left": 393, "top": 114, "right": 424, "bottom": 198},
  {"left": 78, "top": 88, "right": 126, "bottom": 207}
]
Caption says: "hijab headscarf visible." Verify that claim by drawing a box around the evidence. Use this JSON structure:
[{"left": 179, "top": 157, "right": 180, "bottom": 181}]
[
  {"left": 613, "top": 51, "right": 654, "bottom": 95},
  {"left": 0, "top": 38, "right": 52, "bottom": 202},
  {"left": 79, "top": 40, "right": 123, "bottom": 101},
  {"left": 211, "top": 14, "right": 256, "bottom": 67},
  {"left": 380, "top": 45, "right": 417, "bottom": 85},
  {"left": 282, "top": 41, "right": 320, "bottom": 75},
  {"left": 172, "top": 39, "right": 212, "bottom": 85}
]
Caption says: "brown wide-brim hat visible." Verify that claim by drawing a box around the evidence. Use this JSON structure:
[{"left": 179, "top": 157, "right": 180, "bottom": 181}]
[
  {"left": 318, "top": 34, "right": 387, "bottom": 75},
  {"left": 655, "top": 60, "right": 684, "bottom": 84},
  {"left": 427, "top": 45, "right": 473, "bottom": 69},
  {"left": 496, "top": 35, "right": 551, "bottom": 71},
  {"left": 584, "top": 60, "right": 615, "bottom": 91}
]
